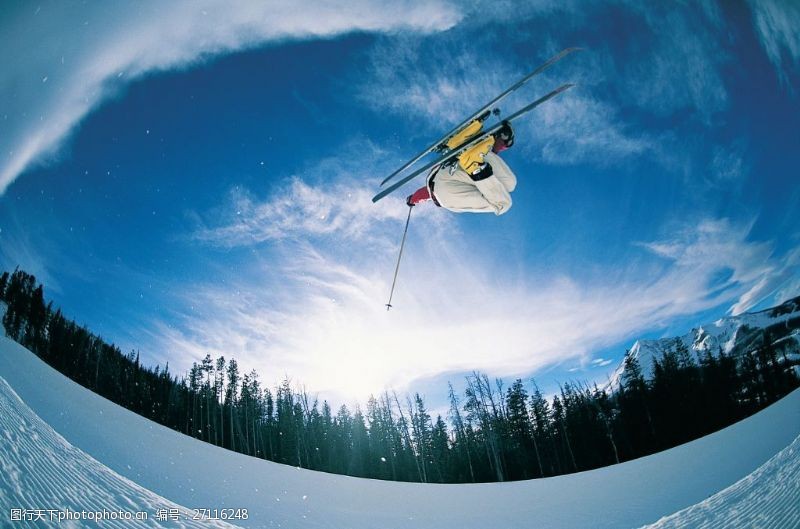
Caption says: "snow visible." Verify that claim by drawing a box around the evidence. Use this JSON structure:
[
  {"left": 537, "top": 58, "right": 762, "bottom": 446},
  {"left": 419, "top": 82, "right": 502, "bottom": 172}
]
[
  {"left": 0, "top": 377, "right": 240, "bottom": 528},
  {"left": 607, "top": 297, "right": 800, "bottom": 390},
  {"left": 1, "top": 334, "right": 799, "bottom": 528},
  {"left": 641, "top": 434, "right": 800, "bottom": 528}
]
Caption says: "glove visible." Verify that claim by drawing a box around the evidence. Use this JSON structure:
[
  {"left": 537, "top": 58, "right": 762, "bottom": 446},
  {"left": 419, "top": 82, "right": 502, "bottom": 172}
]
[
  {"left": 469, "top": 162, "right": 493, "bottom": 182},
  {"left": 406, "top": 186, "right": 431, "bottom": 206}
]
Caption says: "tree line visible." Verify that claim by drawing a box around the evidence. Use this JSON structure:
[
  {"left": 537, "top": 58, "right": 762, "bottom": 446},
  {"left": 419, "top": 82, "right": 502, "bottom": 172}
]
[{"left": 1, "top": 268, "right": 798, "bottom": 482}]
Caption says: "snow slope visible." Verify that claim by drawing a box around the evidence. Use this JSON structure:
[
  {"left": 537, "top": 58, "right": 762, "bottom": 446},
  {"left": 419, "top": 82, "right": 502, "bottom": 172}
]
[
  {"left": 1, "top": 334, "right": 799, "bottom": 528},
  {"left": 607, "top": 296, "right": 800, "bottom": 390},
  {"left": 0, "top": 376, "right": 242, "bottom": 528},
  {"left": 642, "top": 434, "right": 800, "bottom": 528}
]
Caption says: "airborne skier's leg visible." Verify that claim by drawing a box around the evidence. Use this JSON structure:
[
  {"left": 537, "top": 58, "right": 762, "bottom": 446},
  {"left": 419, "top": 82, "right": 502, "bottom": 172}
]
[
  {"left": 407, "top": 119, "right": 491, "bottom": 206},
  {"left": 428, "top": 122, "right": 516, "bottom": 215},
  {"left": 430, "top": 152, "right": 516, "bottom": 215},
  {"left": 455, "top": 120, "right": 514, "bottom": 179},
  {"left": 405, "top": 121, "right": 517, "bottom": 213}
]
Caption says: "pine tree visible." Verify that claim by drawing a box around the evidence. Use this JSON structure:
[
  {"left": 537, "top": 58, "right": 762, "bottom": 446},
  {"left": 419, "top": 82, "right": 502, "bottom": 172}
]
[
  {"left": 528, "top": 382, "right": 549, "bottom": 477},
  {"left": 447, "top": 382, "right": 476, "bottom": 482},
  {"left": 464, "top": 373, "right": 505, "bottom": 481},
  {"left": 409, "top": 393, "right": 434, "bottom": 483},
  {"left": 226, "top": 359, "right": 240, "bottom": 451},
  {"left": 505, "top": 379, "right": 533, "bottom": 479},
  {"left": 215, "top": 356, "right": 226, "bottom": 446},
  {"left": 201, "top": 354, "right": 213, "bottom": 443},
  {"left": 0, "top": 270, "right": 9, "bottom": 299},
  {"left": 552, "top": 394, "right": 577, "bottom": 473},
  {"left": 349, "top": 407, "right": 370, "bottom": 477},
  {"left": 619, "top": 352, "right": 655, "bottom": 456},
  {"left": 431, "top": 416, "right": 450, "bottom": 482}
]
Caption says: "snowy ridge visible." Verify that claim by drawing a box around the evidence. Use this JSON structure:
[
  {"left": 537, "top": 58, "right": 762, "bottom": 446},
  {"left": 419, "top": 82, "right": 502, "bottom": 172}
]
[
  {"left": 607, "top": 296, "right": 800, "bottom": 390},
  {"left": 1, "top": 334, "right": 800, "bottom": 528},
  {"left": 0, "top": 376, "right": 241, "bottom": 529},
  {"left": 641, "top": 434, "right": 800, "bottom": 529}
]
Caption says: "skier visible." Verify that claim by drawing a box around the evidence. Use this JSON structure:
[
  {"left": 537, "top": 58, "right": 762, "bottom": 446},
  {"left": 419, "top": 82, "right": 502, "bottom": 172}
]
[{"left": 405, "top": 120, "right": 516, "bottom": 215}]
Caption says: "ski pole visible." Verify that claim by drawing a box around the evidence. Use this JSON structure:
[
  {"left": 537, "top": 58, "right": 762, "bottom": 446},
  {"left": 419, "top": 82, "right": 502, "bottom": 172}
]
[{"left": 386, "top": 205, "right": 413, "bottom": 310}]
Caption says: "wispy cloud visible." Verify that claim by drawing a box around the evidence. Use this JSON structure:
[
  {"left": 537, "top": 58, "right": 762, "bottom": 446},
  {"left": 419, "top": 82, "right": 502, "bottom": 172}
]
[
  {"left": 528, "top": 90, "right": 653, "bottom": 165},
  {"left": 354, "top": 2, "right": 734, "bottom": 171},
  {"left": 619, "top": 4, "right": 729, "bottom": 120},
  {"left": 747, "top": 0, "right": 800, "bottom": 86},
  {"left": 0, "top": 224, "right": 59, "bottom": 292},
  {"left": 355, "top": 36, "right": 519, "bottom": 127},
  {"left": 708, "top": 143, "right": 748, "bottom": 189},
  {"left": 637, "top": 218, "right": 800, "bottom": 316},
  {"left": 356, "top": 39, "right": 654, "bottom": 167},
  {"left": 0, "top": 0, "right": 460, "bottom": 193},
  {"left": 161, "top": 163, "right": 789, "bottom": 402},
  {"left": 193, "top": 178, "right": 408, "bottom": 247},
  {"left": 729, "top": 246, "right": 800, "bottom": 315},
  {"left": 191, "top": 140, "right": 453, "bottom": 249}
]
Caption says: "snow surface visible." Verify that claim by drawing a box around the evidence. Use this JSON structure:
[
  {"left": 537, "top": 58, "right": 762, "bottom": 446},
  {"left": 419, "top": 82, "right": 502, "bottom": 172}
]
[
  {"left": 641, "top": 434, "right": 800, "bottom": 528},
  {"left": 0, "top": 377, "right": 241, "bottom": 528},
  {"left": 1, "top": 334, "right": 799, "bottom": 528}
]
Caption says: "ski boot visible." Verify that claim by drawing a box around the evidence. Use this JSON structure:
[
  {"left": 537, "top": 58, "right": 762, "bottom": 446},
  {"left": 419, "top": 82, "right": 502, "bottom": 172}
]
[
  {"left": 442, "top": 119, "right": 484, "bottom": 151},
  {"left": 456, "top": 120, "right": 514, "bottom": 181},
  {"left": 456, "top": 135, "right": 496, "bottom": 178},
  {"left": 437, "top": 108, "right": 495, "bottom": 153}
]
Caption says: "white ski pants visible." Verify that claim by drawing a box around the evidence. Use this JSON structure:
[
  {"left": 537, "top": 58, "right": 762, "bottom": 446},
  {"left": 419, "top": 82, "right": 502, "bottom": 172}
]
[{"left": 429, "top": 152, "right": 517, "bottom": 215}]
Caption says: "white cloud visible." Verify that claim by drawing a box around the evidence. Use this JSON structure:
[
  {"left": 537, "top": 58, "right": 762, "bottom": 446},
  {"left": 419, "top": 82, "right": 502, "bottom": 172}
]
[
  {"left": 729, "top": 246, "right": 800, "bottom": 315},
  {"left": 355, "top": 36, "right": 520, "bottom": 127},
  {"left": 158, "top": 169, "right": 789, "bottom": 403},
  {"left": 357, "top": 39, "right": 654, "bottom": 167},
  {"left": 193, "top": 177, "right": 409, "bottom": 247},
  {"left": 529, "top": 91, "right": 652, "bottom": 165},
  {"left": 708, "top": 143, "right": 747, "bottom": 188},
  {"left": 620, "top": 5, "right": 729, "bottom": 119},
  {"left": 747, "top": 0, "right": 800, "bottom": 85},
  {"left": 191, "top": 140, "right": 454, "bottom": 250},
  {"left": 0, "top": 1, "right": 460, "bottom": 194},
  {"left": 772, "top": 274, "right": 800, "bottom": 306},
  {"left": 354, "top": 2, "right": 734, "bottom": 171},
  {"left": 0, "top": 225, "right": 59, "bottom": 292}
]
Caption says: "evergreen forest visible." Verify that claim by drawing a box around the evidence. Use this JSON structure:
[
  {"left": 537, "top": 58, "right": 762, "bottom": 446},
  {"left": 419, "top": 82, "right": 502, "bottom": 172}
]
[{"left": 1, "top": 268, "right": 798, "bottom": 483}]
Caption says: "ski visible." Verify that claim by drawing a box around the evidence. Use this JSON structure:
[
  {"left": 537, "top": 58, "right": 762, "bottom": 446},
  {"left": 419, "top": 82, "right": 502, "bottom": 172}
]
[
  {"left": 379, "top": 47, "right": 581, "bottom": 188},
  {"left": 372, "top": 83, "right": 575, "bottom": 204}
]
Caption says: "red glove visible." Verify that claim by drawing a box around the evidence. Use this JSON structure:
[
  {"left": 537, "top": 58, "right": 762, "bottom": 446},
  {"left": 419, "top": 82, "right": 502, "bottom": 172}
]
[{"left": 406, "top": 186, "right": 432, "bottom": 206}]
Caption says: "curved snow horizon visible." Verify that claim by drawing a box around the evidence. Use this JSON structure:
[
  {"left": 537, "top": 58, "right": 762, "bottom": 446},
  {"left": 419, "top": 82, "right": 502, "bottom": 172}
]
[{"left": 1, "top": 335, "right": 798, "bottom": 528}]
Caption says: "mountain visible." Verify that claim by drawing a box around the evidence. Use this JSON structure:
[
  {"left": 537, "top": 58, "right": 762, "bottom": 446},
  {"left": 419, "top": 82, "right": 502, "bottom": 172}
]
[{"left": 607, "top": 296, "right": 800, "bottom": 390}]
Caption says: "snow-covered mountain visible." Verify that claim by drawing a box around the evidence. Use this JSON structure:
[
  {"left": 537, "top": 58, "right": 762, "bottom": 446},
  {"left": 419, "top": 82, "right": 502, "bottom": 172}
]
[{"left": 608, "top": 296, "right": 800, "bottom": 390}]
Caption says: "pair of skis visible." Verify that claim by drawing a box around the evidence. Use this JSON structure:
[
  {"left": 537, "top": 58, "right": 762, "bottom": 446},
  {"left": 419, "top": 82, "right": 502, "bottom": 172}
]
[{"left": 373, "top": 47, "right": 581, "bottom": 203}]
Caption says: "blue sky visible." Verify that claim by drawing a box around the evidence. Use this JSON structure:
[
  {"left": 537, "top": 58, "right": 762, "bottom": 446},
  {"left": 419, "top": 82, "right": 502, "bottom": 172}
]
[{"left": 1, "top": 1, "right": 799, "bottom": 410}]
